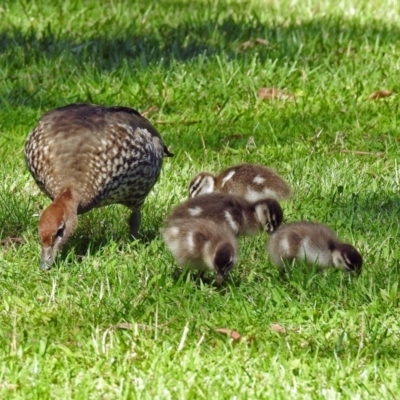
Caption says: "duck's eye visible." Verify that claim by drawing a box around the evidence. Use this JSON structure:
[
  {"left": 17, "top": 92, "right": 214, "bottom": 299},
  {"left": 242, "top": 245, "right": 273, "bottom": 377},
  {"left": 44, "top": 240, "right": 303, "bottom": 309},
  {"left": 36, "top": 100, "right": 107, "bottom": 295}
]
[{"left": 55, "top": 222, "right": 66, "bottom": 239}]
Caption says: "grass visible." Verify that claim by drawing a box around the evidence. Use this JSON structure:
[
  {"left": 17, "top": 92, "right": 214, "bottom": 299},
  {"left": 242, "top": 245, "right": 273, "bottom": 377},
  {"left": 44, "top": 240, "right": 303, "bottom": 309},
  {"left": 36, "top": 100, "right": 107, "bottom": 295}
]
[{"left": 1, "top": 0, "right": 400, "bottom": 398}]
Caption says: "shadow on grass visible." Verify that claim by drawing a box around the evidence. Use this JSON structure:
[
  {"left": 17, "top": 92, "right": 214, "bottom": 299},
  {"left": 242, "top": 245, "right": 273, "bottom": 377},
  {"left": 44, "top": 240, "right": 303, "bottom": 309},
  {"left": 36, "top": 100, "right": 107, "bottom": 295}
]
[
  {"left": 46, "top": 207, "right": 165, "bottom": 270},
  {"left": 172, "top": 268, "right": 243, "bottom": 289},
  {"left": 2, "top": 14, "right": 400, "bottom": 150},
  {"left": 1, "top": 16, "right": 400, "bottom": 70},
  {"left": 2, "top": 11, "right": 400, "bottom": 154},
  {"left": 326, "top": 193, "right": 400, "bottom": 234},
  {"left": 1, "top": 15, "right": 400, "bottom": 109}
]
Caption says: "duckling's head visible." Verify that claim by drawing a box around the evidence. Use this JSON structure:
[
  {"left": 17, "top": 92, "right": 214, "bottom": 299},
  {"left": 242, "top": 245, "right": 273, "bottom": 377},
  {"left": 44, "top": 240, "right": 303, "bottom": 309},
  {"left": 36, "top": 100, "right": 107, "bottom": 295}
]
[
  {"left": 332, "top": 243, "right": 363, "bottom": 274},
  {"left": 254, "top": 199, "right": 283, "bottom": 233},
  {"left": 214, "top": 242, "right": 237, "bottom": 283},
  {"left": 188, "top": 172, "right": 215, "bottom": 198}
]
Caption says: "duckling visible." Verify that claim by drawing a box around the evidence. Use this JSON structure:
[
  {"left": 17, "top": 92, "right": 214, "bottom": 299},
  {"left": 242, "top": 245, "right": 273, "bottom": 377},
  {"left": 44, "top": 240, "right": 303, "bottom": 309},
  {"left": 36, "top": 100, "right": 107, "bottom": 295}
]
[
  {"left": 266, "top": 221, "right": 363, "bottom": 274},
  {"left": 165, "top": 193, "right": 283, "bottom": 236},
  {"left": 162, "top": 218, "right": 238, "bottom": 283},
  {"left": 188, "top": 163, "right": 291, "bottom": 202}
]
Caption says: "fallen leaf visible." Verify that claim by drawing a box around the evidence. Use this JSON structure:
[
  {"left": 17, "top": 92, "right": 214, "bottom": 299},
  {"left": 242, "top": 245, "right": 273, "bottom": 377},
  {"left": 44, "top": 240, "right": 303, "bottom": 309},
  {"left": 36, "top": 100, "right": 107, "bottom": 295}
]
[
  {"left": 258, "top": 88, "right": 295, "bottom": 101},
  {"left": 254, "top": 38, "right": 269, "bottom": 45},
  {"left": 270, "top": 324, "right": 286, "bottom": 333},
  {"left": 215, "top": 328, "right": 241, "bottom": 341},
  {"left": 239, "top": 38, "right": 269, "bottom": 50},
  {"left": 239, "top": 40, "right": 254, "bottom": 50},
  {"left": 368, "top": 89, "right": 394, "bottom": 100},
  {"left": 0, "top": 237, "right": 24, "bottom": 246}
]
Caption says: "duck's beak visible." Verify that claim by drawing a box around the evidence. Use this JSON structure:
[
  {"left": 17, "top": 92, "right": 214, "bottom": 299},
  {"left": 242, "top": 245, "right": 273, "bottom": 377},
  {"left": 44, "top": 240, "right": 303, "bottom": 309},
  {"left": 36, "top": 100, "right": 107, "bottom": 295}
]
[{"left": 40, "top": 246, "right": 54, "bottom": 270}]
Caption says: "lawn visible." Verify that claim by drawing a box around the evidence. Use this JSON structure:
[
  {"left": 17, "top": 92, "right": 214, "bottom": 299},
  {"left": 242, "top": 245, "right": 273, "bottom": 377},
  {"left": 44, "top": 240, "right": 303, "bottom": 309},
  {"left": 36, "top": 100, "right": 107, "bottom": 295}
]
[{"left": 1, "top": 0, "right": 400, "bottom": 398}]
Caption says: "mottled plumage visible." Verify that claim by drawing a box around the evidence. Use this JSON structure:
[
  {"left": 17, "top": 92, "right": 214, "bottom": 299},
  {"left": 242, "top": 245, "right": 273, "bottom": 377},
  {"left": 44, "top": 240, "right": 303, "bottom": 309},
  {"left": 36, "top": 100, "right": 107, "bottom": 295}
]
[
  {"left": 189, "top": 163, "right": 291, "bottom": 202},
  {"left": 25, "top": 103, "right": 173, "bottom": 269},
  {"left": 162, "top": 218, "right": 238, "bottom": 283},
  {"left": 266, "top": 221, "right": 363, "bottom": 274},
  {"left": 165, "top": 193, "right": 283, "bottom": 236}
]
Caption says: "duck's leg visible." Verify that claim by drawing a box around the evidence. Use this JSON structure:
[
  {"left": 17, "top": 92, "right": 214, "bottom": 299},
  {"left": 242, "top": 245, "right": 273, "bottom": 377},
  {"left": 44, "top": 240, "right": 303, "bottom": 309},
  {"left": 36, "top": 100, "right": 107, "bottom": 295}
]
[{"left": 129, "top": 208, "right": 141, "bottom": 239}]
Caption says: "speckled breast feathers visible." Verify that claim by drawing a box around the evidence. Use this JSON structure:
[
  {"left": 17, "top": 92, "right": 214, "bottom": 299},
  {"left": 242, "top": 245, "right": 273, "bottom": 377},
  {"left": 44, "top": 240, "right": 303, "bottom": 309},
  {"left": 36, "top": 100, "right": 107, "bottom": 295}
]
[{"left": 24, "top": 104, "right": 168, "bottom": 213}]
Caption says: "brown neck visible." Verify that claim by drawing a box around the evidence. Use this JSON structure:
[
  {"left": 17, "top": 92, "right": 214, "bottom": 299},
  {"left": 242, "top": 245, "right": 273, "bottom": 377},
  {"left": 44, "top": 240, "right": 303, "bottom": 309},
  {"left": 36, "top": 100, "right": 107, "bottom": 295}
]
[{"left": 53, "top": 188, "right": 80, "bottom": 213}]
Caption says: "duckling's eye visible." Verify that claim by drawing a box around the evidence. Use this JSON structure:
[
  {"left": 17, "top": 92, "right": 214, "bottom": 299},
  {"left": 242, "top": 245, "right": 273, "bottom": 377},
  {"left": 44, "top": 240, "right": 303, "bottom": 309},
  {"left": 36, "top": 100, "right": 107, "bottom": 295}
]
[
  {"left": 222, "top": 260, "right": 234, "bottom": 274},
  {"left": 344, "top": 260, "right": 355, "bottom": 270}
]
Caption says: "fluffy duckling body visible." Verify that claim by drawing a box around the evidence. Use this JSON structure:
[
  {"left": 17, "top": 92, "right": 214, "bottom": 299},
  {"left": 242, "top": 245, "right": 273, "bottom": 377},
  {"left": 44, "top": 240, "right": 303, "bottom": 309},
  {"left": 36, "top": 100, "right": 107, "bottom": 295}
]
[
  {"left": 189, "top": 163, "right": 291, "bottom": 202},
  {"left": 165, "top": 193, "right": 283, "bottom": 236},
  {"left": 162, "top": 219, "right": 238, "bottom": 283},
  {"left": 266, "top": 221, "right": 363, "bottom": 274}
]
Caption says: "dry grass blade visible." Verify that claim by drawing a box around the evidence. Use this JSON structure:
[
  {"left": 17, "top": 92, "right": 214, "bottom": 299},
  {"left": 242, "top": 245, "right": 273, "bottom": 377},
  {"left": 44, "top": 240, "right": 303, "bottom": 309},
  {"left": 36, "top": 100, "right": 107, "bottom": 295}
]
[
  {"left": 141, "top": 105, "right": 158, "bottom": 117},
  {"left": 114, "top": 322, "right": 154, "bottom": 331},
  {"left": 368, "top": 89, "right": 394, "bottom": 100},
  {"left": 258, "top": 88, "right": 295, "bottom": 101},
  {"left": 114, "top": 318, "right": 177, "bottom": 332},
  {"left": 0, "top": 237, "right": 24, "bottom": 246},
  {"left": 220, "top": 133, "right": 244, "bottom": 142},
  {"left": 340, "top": 149, "right": 384, "bottom": 157},
  {"left": 156, "top": 119, "right": 202, "bottom": 125},
  {"left": 0, "top": 383, "right": 18, "bottom": 390}
]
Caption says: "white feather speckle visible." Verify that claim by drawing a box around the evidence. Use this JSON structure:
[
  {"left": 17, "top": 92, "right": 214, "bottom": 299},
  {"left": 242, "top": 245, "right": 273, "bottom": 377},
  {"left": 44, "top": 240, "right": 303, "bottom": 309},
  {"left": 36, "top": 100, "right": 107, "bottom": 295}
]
[
  {"left": 253, "top": 175, "right": 265, "bottom": 184},
  {"left": 280, "top": 237, "right": 291, "bottom": 254},
  {"left": 169, "top": 227, "right": 179, "bottom": 236},
  {"left": 221, "top": 170, "right": 236, "bottom": 188},
  {"left": 187, "top": 231, "right": 194, "bottom": 251},
  {"left": 224, "top": 210, "right": 239, "bottom": 234},
  {"left": 189, "top": 206, "right": 202, "bottom": 216},
  {"left": 246, "top": 188, "right": 278, "bottom": 202}
]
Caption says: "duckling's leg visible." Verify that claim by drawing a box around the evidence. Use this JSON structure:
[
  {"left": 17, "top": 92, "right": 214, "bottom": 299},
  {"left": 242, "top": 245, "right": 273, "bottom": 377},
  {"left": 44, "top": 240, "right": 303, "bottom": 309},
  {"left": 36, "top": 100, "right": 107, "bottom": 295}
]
[{"left": 129, "top": 208, "right": 141, "bottom": 239}]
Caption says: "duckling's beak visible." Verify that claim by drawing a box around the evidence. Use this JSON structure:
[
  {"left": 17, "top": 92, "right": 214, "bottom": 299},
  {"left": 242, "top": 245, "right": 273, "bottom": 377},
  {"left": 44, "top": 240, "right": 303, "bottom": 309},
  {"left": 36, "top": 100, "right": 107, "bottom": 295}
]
[
  {"left": 344, "top": 265, "right": 362, "bottom": 276},
  {"left": 40, "top": 246, "right": 54, "bottom": 270},
  {"left": 215, "top": 274, "right": 225, "bottom": 285}
]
